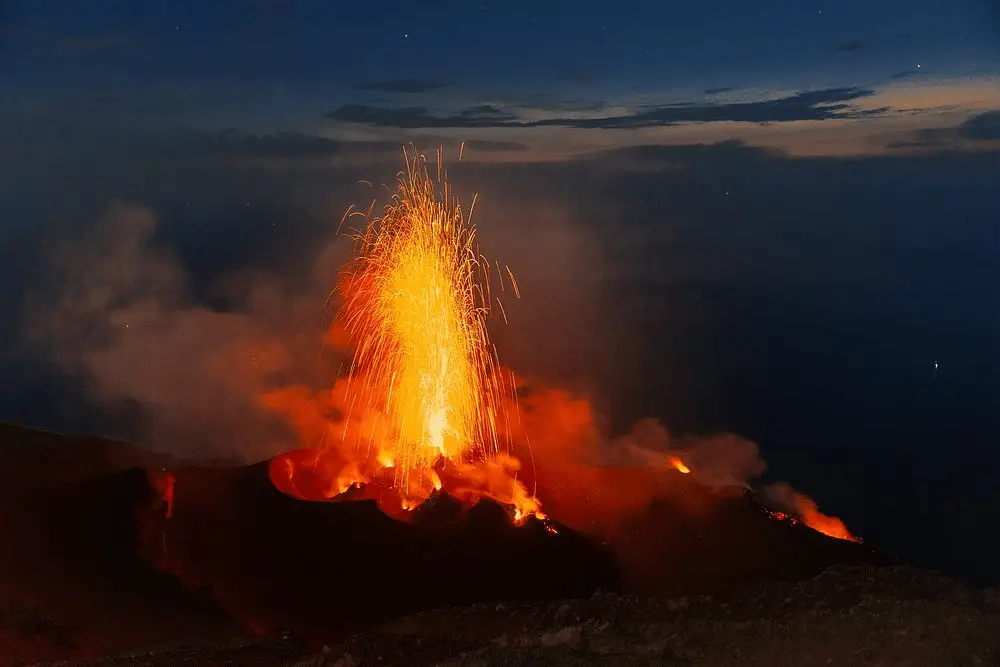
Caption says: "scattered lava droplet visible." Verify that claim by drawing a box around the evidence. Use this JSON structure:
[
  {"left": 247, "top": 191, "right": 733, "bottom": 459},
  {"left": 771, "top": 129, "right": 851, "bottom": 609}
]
[{"left": 669, "top": 456, "right": 691, "bottom": 474}]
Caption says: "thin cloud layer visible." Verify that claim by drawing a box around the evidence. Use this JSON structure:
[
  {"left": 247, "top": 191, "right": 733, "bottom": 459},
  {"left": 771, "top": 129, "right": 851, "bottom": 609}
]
[
  {"left": 834, "top": 40, "right": 866, "bottom": 52},
  {"left": 886, "top": 110, "right": 1000, "bottom": 150},
  {"left": 326, "top": 87, "right": 884, "bottom": 130},
  {"left": 353, "top": 79, "right": 452, "bottom": 94},
  {"left": 960, "top": 110, "right": 1000, "bottom": 140},
  {"left": 460, "top": 139, "right": 528, "bottom": 153}
]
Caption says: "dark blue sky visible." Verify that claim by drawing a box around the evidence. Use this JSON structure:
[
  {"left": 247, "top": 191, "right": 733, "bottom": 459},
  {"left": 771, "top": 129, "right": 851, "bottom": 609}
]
[
  {"left": 4, "top": 0, "right": 999, "bottom": 136},
  {"left": 2, "top": 1, "right": 1000, "bottom": 584},
  {"left": 6, "top": 1, "right": 997, "bottom": 85}
]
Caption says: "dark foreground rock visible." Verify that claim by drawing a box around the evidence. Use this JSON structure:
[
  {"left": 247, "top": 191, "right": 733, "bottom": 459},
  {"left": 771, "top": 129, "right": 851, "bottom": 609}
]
[
  {"left": 34, "top": 635, "right": 310, "bottom": 667},
  {"left": 0, "top": 425, "right": 245, "bottom": 666},
  {"left": 300, "top": 565, "right": 1000, "bottom": 666},
  {"left": 49, "top": 566, "right": 1000, "bottom": 666}
]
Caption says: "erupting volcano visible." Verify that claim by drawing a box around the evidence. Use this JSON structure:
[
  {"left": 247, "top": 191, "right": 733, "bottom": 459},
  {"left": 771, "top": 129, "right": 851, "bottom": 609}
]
[
  {"left": 0, "top": 149, "right": 895, "bottom": 665},
  {"left": 263, "top": 147, "right": 859, "bottom": 548},
  {"left": 266, "top": 149, "right": 542, "bottom": 521}
]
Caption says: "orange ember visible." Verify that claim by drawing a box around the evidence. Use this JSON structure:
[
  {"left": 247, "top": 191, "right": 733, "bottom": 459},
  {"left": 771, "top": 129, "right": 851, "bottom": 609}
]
[
  {"left": 794, "top": 499, "right": 859, "bottom": 542},
  {"left": 669, "top": 456, "right": 691, "bottom": 474},
  {"left": 267, "top": 149, "right": 541, "bottom": 521}
]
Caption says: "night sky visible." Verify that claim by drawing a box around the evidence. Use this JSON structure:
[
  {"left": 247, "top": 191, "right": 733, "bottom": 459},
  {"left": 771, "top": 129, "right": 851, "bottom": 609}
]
[{"left": 2, "top": 2, "right": 1000, "bottom": 584}]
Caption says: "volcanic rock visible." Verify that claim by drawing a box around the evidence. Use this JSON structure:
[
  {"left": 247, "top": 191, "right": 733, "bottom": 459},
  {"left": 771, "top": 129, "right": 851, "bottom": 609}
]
[
  {"left": 153, "top": 461, "right": 620, "bottom": 639},
  {"left": 63, "top": 566, "right": 1000, "bottom": 666},
  {"left": 409, "top": 490, "right": 464, "bottom": 525},
  {"left": 287, "top": 565, "right": 1000, "bottom": 667},
  {"left": 609, "top": 482, "right": 893, "bottom": 597},
  {"left": 0, "top": 423, "right": 243, "bottom": 666}
]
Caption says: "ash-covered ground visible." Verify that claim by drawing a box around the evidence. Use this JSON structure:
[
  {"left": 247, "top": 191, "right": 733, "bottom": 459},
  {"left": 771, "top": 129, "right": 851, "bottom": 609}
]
[{"left": 53, "top": 566, "right": 1000, "bottom": 667}]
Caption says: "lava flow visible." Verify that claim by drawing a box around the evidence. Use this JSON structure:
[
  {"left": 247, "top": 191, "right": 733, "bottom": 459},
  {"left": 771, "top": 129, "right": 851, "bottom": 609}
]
[{"left": 266, "top": 150, "right": 542, "bottom": 521}]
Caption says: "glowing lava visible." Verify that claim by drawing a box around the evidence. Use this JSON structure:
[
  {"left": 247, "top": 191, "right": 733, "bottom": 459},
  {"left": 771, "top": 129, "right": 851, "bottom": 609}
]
[
  {"left": 338, "top": 150, "right": 511, "bottom": 480},
  {"left": 765, "top": 494, "right": 860, "bottom": 543},
  {"left": 269, "top": 149, "right": 541, "bottom": 520},
  {"left": 669, "top": 456, "right": 691, "bottom": 474},
  {"left": 788, "top": 496, "right": 859, "bottom": 543}
]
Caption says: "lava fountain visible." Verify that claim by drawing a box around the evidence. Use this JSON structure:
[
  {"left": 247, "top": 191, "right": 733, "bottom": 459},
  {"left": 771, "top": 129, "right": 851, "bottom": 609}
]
[{"left": 267, "top": 149, "right": 542, "bottom": 520}]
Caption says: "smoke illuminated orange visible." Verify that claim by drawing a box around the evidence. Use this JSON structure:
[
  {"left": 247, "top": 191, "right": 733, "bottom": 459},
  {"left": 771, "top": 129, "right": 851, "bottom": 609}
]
[
  {"left": 788, "top": 495, "right": 858, "bottom": 542},
  {"left": 764, "top": 488, "right": 859, "bottom": 542}
]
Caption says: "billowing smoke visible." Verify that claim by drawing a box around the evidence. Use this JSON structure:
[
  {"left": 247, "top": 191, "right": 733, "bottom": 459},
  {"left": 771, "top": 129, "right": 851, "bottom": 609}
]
[
  {"left": 22, "top": 201, "right": 351, "bottom": 461},
  {"left": 493, "top": 382, "right": 769, "bottom": 536},
  {"left": 21, "top": 190, "right": 852, "bottom": 539}
]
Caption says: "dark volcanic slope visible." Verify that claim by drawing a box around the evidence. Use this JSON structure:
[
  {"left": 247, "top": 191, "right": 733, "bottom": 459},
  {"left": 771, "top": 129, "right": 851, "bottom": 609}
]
[
  {"left": 148, "top": 452, "right": 891, "bottom": 641},
  {"left": 527, "top": 464, "right": 892, "bottom": 597},
  {"left": 0, "top": 422, "right": 183, "bottom": 485},
  {"left": 0, "top": 424, "right": 244, "bottom": 666},
  {"left": 608, "top": 479, "right": 892, "bottom": 597},
  {"left": 153, "top": 462, "right": 618, "bottom": 639}
]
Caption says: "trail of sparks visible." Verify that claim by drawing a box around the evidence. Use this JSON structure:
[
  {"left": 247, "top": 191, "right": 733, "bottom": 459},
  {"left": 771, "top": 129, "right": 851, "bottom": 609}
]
[{"left": 336, "top": 149, "right": 517, "bottom": 498}]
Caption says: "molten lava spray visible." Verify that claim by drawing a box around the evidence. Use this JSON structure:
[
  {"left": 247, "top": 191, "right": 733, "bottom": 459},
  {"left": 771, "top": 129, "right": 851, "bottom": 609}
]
[
  {"left": 268, "top": 149, "right": 541, "bottom": 518},
  {"left": 338, "top": 151, "right": 511, "bottom": 482}
]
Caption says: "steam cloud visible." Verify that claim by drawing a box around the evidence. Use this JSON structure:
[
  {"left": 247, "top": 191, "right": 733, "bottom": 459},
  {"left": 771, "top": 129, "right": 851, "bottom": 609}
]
[
  {"left": 23, "top": 201, "right": 350, "bottom": 460},
  {"left": 22, "top": 198, "right": 848, "bottom": 536}
]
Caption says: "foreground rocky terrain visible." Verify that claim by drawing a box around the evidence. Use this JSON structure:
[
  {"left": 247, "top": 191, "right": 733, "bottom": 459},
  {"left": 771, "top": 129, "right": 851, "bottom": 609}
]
[{"left": 53, "top": 565, "right": 1000, "bottom": 666}]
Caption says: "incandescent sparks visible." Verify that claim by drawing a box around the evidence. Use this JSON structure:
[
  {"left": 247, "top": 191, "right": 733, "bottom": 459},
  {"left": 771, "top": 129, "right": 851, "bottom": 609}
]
[
  {"left": 337, "top": 149, "right": 510, "bottom": 483},
  {"left": 268, "top": 148, "right": 542, "bottom": 521}
]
